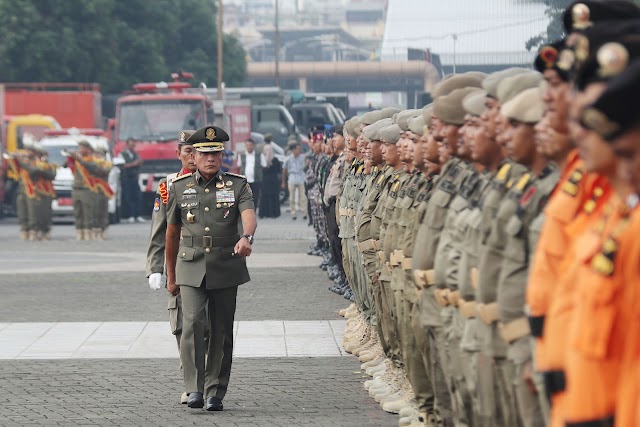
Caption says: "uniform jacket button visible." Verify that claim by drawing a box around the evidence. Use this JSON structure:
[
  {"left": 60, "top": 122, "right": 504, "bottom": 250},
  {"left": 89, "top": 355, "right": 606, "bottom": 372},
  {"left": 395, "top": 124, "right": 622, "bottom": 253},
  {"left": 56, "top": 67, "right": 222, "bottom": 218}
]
[
  {"left": 205, "top": 188, "right": 210, "bottom": 193},
  {"left": 205, "top": 248, "right": 211, "bottom": 253},
  {"left": 205, "top": 227, "right": 210, "bottom": 232},
  {"left": 204, "top": 207, "right": 210, "bottom": 212}
]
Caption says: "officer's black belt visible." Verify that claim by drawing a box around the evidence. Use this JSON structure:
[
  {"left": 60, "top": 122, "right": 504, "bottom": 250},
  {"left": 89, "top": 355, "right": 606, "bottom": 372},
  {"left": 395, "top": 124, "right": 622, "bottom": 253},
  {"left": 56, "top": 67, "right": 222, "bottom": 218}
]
[
  {"left": 528, "top": 315, "right": 545, "bottom": 338},
  {"left": 542, "top": 370, "right": 566, "bottom": 399},
  {"left": 182, "top": 235, "right": 239, "bottom": 248},
  {"left": 565, "top": 416, "right": 614, "bottom": 427}
]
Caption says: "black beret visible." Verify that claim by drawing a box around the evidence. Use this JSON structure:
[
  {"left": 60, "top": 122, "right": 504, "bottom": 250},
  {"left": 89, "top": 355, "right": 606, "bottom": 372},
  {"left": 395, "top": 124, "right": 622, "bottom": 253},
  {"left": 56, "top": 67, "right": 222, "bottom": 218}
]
[
  {"left": 534, "top": 39, "right": 570, "bottom": 82},
  {"left": 330, "top": 124, "right": 344, "bottom": 136},
  {"left": 581, "top": 58, "right": 640, "bottom": 141},
  {"left": 563, "top": 1, "right": 640, "bottom": 34}
]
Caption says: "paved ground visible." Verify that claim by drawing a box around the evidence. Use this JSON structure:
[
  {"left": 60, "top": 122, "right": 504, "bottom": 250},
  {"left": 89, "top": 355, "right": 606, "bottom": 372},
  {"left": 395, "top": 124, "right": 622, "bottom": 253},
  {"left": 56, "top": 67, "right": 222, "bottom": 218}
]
[{"left": 0, "top": 214, "right": 397, "bottom": 426}]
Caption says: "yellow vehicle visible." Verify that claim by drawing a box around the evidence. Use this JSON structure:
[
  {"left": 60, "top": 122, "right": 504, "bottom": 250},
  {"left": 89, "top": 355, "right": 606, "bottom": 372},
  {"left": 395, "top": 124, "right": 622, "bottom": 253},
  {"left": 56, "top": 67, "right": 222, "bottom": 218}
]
[{"left": 1, "top": 114, "right": 60, "bottom": 216}]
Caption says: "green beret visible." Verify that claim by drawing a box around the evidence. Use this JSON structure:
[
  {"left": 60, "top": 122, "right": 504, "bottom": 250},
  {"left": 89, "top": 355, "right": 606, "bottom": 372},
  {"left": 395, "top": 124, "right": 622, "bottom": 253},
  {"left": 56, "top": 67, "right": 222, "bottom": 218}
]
[
  {"left": 394, "top": 109, "right": 421, "bottom": 131},
  {"left": 422, "top": 104, "right": 433, "bottom": 128},
  {"left": 497, "top": 71, "right": 544, "bottom": 104},
  {"left": 482, "top": 68, "right": 530, "bottom": 99},
  {"left": 408, "top": 115, "right": 426, "bottom": 136},
  {"left": 501, "top": 87, "right": 545, "bottom": 124},
  {"left": 188, "top": 126, "right": 229, "bottom": 152},
  {"left": 462, "top": 89, "right": 487, "bottom": 117},
  {"left": 433, "top": 87, "right": 480, "bottom": 125},
  {"left": 431, "top": 72, "right": 486, "bottom": 99},
  {"left": 178, "top": 129, "right": 196, "bottom": 145},
  {"left": 379, "top": 124, "right": 402, "bottom": 144},
  {"left": 360, "top": 110, "right": 383, "bottom": 125},
  {"left": 379, "top": 107, "right": 402, "bottom": 119}
]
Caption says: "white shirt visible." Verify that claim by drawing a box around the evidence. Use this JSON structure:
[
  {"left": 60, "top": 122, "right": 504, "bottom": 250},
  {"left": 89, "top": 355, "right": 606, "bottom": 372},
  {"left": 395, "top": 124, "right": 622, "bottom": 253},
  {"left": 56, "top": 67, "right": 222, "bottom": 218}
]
[{"left": 238, "top": 151, "right": 267, "bottom": 183}]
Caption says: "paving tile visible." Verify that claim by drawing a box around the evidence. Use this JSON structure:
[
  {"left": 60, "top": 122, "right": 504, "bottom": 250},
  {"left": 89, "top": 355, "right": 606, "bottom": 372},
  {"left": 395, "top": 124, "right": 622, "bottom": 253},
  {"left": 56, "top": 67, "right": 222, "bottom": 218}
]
[
  {"left": 18, "top": 322, "right": 100, "bottom": 359},
  {"left": 0, "top": 323, "right": 54, "bottom": 359}
]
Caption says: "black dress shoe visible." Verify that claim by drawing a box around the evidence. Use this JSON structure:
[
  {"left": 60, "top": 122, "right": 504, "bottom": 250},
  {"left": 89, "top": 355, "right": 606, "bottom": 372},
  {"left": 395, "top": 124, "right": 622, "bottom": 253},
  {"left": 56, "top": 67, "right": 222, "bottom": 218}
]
[
  {"left": 206, "top": 396, "right": 223, "bottom": 411},
  {"left": 187, "top": 392, "right": 204, "bottom": 408}
]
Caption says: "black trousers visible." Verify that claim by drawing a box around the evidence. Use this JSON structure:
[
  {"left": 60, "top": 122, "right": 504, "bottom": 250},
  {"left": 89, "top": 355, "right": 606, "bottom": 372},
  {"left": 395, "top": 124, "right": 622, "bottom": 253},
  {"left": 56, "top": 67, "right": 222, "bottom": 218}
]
[
  {"left": 326, "top": 201, "right": 344, "bottom": 274},
  {"left": 249, "top": 182, "right": 261, "bottom": 211}
]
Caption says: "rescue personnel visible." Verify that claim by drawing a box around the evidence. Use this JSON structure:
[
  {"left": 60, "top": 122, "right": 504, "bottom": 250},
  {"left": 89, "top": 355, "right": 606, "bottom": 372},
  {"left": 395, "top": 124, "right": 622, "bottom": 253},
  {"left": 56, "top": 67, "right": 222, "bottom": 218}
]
[
  {"left": 65, "top": 141, "right": 102, "bottom": 240},
  {"left": 33, "top": 146, "right": 57, "bottom": 240},
  {"left": 3, "top": 148, "right": 38, "bottom": 240},
  {"left": 146, "top": 129, "right": 196, "bottom": 404},
  {"left": 165, "top": 126, "right": 256, "bottom": 412},
  {"left": 92, "top": 148, "right": 114, "bottom": 240}
]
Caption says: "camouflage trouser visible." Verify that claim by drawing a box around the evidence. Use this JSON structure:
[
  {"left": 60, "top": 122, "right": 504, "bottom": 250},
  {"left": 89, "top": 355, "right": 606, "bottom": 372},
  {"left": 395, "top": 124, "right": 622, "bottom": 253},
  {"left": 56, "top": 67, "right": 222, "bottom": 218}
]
[{"left": 308, "top": 186, "right": 327, "bottom": 244}]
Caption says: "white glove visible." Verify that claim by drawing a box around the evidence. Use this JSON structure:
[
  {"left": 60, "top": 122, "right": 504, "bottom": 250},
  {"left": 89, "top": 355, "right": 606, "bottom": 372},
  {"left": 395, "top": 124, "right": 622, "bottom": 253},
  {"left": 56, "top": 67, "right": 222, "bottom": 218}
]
[{"left": 148, "top": 273, "right": 163, "bottom": 290}]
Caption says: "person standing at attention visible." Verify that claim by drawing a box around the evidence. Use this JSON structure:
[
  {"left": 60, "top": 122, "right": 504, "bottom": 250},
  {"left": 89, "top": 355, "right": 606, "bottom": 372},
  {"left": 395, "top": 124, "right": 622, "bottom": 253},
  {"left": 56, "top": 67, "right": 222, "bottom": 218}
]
[
  {"left": 237, "top": 138, "right": 266, "bottom": 208},
  {"left": 121, "top": 138, "right": 145, "bottom": 223},
  {"left": 282, "top": 142, "right": 307, "bottom": 220}
]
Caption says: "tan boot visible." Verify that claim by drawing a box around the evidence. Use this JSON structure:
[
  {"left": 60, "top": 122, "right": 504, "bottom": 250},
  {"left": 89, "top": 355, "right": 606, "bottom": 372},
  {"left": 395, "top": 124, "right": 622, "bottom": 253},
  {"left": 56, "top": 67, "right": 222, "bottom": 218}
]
[
  {"left": 28, "top": 230, "right": 37, "bottom": 241},
  {"left": 82, "top": 229, "right": 92, "bottom": 240},
  {"left": 36, "top": 231, "right": 44, "bottom": 241},
  {"left": 76, "top": 229, "right": 84, "bottom": 240},
  {"left": 20, "top": 231, "right": 28, "bottom": 240},
  {"left": 100, "top": 229, "right": 107, "bottom": 240},
  {"left": 43, "top": 232, "right": 52, "bottom": 240},
  {"left": 92, "top": 228, "right": 102, "bottom": 240}
]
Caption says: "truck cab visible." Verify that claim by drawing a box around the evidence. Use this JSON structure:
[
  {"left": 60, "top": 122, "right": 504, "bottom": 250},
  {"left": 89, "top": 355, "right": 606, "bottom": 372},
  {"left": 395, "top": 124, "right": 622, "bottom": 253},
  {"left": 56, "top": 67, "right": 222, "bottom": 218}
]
[{"left": 111, "top": 76, "right": 215, "bottom": 214}]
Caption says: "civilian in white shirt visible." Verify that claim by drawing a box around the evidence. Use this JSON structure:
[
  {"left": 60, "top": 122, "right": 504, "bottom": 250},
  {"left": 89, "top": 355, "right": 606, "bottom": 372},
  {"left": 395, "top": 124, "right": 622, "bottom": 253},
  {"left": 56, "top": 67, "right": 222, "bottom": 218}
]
[{"left": 237, "top": 138, "right": 267, "bottom": 207}]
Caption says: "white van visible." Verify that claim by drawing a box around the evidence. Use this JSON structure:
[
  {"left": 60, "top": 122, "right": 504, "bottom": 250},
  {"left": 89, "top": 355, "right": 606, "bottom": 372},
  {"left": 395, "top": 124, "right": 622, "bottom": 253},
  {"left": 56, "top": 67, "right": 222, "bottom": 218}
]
[{"left": 39, "top": 130, "right": 121, "bottom": 223}]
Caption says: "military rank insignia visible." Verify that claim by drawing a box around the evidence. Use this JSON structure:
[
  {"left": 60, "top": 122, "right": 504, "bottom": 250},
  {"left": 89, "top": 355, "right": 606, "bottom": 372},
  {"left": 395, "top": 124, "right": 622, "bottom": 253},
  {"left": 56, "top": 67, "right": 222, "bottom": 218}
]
[
  {"left": 591, "top": 237, "right": 618, "bottom": 276},
  {"left": 562, "top": 169, "right": 584, "bottom": 197},
  {"left": 153, "top": 198, "right": 161, "bottom": 212}
]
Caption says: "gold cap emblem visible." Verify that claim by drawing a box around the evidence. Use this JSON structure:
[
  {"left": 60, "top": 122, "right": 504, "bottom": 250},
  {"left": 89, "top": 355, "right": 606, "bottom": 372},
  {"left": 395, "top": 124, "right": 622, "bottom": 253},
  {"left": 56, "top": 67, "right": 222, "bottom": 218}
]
[
  {"left": 597, "top": 42, "right": 629, "bottom": 78},
  {"left": 572, "top": 3, "right": 592, "bottom": 30},
  {"left": 206, "top": 128, "right": 216, "bottom": 141},
  {"left": 557, "top": 49, "right": 576, "bottom": 71}
]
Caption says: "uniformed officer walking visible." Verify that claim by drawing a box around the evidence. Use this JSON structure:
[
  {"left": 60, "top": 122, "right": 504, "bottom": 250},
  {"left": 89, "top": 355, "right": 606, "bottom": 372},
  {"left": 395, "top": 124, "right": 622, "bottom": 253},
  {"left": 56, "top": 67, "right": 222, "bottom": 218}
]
[
  {"left": 165, "top": 126, "right": 256, "bottom": 411},
  {"left": 146, "top": 129, "right": 196, "bottom": 404}
]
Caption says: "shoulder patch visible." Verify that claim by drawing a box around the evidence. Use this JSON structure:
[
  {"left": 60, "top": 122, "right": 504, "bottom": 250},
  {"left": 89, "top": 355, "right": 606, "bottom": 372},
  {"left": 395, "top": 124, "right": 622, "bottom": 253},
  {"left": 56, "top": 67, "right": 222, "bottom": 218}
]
[
  {"left": 158, "top": 181, "right": 169, "bottom": 204},
  {"left": 225, "top": 172, "right": 246, "bottom": 179},
  {"left": 172, "top": 173, "right": 193, "bottom": 183}
]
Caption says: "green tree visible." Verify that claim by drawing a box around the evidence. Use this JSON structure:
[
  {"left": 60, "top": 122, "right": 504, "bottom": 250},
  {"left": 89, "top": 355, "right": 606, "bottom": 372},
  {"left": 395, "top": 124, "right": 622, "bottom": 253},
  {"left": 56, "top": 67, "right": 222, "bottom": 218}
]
[
  {"left": 528, "top": 0, "right": 640, "bottom": 50},
  {"left": 0, "top": 0, "right": 246, "bottom": 92}
]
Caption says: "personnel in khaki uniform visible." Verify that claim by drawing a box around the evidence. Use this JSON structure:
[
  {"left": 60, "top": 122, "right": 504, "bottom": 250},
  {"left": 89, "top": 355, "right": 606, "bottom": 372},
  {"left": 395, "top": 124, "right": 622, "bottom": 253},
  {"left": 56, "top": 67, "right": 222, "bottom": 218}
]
[
  {"left": 4, "top": 148, "right": 39, "bottom": 240},
  {"left": 33, "top": 147, "right": 57, "bottom": 240},
  {"left": 146, "top": 129, "right": 196, "bottom": 404},
  {"left": 92, "top": 148, "right": 114, "bottom": 240},
  {"left": 66, "top": 141, "right": 102, "bottom": 241},
  {"left": 166, "top": 126, "right": 256, "bottom": 412}
]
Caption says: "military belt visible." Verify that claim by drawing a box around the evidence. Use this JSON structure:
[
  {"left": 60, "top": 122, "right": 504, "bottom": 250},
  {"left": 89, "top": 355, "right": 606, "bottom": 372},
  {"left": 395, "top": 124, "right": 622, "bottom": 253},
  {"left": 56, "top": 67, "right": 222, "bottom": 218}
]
[
  {"left": 182, "top": 234, "right": 239, "bottom": 248},
  {"left": 339, "top": 207, "right": 348, "bottom": 216},
  {"left": 346, "top": 208, "right": 355, "bottom": 217},
  {"left": 477, "top": 302, "right": 500, "bottom": 325},
  {"left": 459, "top": 300, "right": 476, "bottom": 318},
  {"left": 498, "top": 317, "right": 531, "bottom": 343},
  {"left": 564, "top": 416, "right": 613, "bottom": 427},
  {"left": 542, "top": 370, "right": 566, "bottom": 397},
  {"left": 389, "top": 249, "right": 404, "bottom": 266},
  {"left": 413, "top": 269, "right": 435, "bottom": 288},
  {"left": 528, "top": 315, "right": 545, "bottom": 338},
  {"left": 357, "top": 239, "right": 378, "bottom": 252},
  {"left": 400, "top": 257, "right": 412, "bottom": 270}
]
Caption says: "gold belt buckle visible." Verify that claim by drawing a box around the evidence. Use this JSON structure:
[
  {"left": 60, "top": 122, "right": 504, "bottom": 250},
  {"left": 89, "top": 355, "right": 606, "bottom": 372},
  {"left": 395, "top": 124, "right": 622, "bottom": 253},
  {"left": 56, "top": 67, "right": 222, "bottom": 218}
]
[{"left": 202, "top": 236, "right": 213, "bottom": 248}]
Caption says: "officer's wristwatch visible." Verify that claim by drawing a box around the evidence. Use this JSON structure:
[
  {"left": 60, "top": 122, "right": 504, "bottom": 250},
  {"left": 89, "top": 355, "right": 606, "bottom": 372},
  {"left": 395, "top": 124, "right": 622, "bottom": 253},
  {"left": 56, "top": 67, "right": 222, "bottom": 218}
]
[{"left": 241, "top": 234, "right": 254, "bottom": 245}]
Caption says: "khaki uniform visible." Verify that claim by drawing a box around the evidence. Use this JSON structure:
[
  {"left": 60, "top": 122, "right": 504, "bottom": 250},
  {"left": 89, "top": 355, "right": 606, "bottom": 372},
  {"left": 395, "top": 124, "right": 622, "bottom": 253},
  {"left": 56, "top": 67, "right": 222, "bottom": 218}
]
[
  {"left": 34, "top": 160, "right": 57, "bottom": 238},
  {"left": 167, "top": 170, "right": 253, "bottom": 398},
  {"left": 71, "top": 154, "right": 102, "bottom": 234}
]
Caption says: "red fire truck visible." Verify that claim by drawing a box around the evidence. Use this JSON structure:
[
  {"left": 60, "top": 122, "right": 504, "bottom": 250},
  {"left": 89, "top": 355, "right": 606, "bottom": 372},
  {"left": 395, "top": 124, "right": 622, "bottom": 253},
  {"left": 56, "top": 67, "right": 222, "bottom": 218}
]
[{"left": 109, "top": 72, "right": 219, "bottom": 212}]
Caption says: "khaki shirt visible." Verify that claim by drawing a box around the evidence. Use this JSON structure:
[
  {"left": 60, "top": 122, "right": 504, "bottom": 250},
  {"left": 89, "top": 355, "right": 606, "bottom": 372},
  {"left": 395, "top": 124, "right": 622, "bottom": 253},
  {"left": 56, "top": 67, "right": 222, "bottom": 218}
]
[
  {"left": 167, "top": 170, "right": 254, "bottom": 289},
  {"left": 323, "top": 152, "right": 345, "bottom": 205}
]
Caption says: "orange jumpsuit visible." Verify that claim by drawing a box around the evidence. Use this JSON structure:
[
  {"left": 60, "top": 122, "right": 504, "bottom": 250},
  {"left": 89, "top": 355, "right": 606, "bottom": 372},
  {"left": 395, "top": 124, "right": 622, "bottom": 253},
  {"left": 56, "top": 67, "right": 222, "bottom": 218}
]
[
  {"left": 563, "top": 196, "right": 633, "bottom": 425},
  {"left": 541, "top": 180, "right": 614, "bottom": 427}
]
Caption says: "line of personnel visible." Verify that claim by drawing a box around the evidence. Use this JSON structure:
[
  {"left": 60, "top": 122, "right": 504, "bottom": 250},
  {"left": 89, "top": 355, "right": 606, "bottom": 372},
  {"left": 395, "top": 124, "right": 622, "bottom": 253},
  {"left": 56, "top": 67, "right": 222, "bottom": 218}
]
[{"left": 312, "top": 2, "right": 640, "bottom": 427}]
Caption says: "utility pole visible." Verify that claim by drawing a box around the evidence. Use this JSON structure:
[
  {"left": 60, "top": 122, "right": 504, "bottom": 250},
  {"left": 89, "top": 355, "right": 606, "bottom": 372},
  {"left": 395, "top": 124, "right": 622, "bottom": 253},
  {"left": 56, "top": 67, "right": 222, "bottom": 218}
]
[
  {"left": 274, "top": 0, "right": 280, "bottom": 87},
  {"left": 217, "top": 0, "right": 224, "bottom": 100}
]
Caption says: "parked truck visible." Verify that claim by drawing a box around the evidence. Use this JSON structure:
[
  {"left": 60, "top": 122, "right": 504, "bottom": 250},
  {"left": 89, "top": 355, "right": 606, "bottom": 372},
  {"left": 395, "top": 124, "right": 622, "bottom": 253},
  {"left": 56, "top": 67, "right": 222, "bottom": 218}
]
[{"left": 109, "top": 72, "right": 251, "bottom": 214}]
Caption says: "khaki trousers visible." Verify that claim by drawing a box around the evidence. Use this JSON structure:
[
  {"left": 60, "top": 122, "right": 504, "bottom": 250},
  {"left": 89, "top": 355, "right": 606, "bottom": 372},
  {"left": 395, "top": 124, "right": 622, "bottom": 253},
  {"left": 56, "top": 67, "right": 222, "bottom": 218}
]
[
  {"left": 288, "top": 183, "right": 307, "bottom": 217},
  {"left": 180, "top": 283, "right": 237, "bottom": 399}
]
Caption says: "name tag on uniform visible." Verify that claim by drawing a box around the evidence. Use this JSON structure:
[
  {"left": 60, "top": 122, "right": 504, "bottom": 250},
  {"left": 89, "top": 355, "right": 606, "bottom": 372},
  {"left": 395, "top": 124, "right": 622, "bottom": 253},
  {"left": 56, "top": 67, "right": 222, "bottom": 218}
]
[{"left": 216, "top": 190, "right": 235, "bottom": 205}]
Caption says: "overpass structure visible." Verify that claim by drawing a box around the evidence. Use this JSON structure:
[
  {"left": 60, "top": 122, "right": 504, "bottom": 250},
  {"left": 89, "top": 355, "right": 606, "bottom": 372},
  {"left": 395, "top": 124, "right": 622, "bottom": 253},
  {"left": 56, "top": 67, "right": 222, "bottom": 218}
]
[{"left": 246, "top": 61, "right": 441, "bottom": 108}]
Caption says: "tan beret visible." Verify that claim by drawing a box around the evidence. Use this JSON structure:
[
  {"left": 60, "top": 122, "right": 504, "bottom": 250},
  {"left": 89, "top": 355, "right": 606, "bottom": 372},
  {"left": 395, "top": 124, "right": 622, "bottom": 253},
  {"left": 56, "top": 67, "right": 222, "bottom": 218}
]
[
  {"left": 362, "top": 118, "right": 392, "bottom": 142},
  {"left": 501, "top": 87, "right": 545, "bottom": 124},
  {"left": 343, "top": 119, "right": 355, "bottom": 137},
  {"left": 380, "top": 107, "right": 401, "bottom": 119},
  {"left": 394, "top": 109, "right": 421, "bottom": 131},
  {"left": 422, "top": 104, "right": 433, "bottom": 128},
  {"left": 408, "top": 115, "right": 426, "bottom": 136},
  {"left": 462, "top": 89, "right": 487, "bottom": 117},
  {"left": 482, "top": 67, "right": 530, "bottom": 99},
  {"left": 379, "top": 124, "right": 402, "bottom": 144},
  {"left": 431, "top": 72, "right": 486, "bottom": 99},
  {"left": 433, "top": 87, "right": 480, "bottom": 125},
  {"left": 496, "top": 71, "right": 544, "bottom": 104},
  {"left": 360, "top": 110, "right": 382, "bottom": 125}
]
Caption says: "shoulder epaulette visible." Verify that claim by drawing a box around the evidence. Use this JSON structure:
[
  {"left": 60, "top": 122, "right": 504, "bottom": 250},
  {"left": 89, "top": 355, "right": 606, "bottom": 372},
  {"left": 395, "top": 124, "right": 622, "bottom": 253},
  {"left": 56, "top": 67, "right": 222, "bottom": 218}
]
[
  {"left": 172, "top": 173, "right": 193, "bottom": 183},
  {"left": 496, "top": 163, "right": 511, "bottom": 182},
  {"left": 225, "top": 172, "right": 246, "bottom": 179}
]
